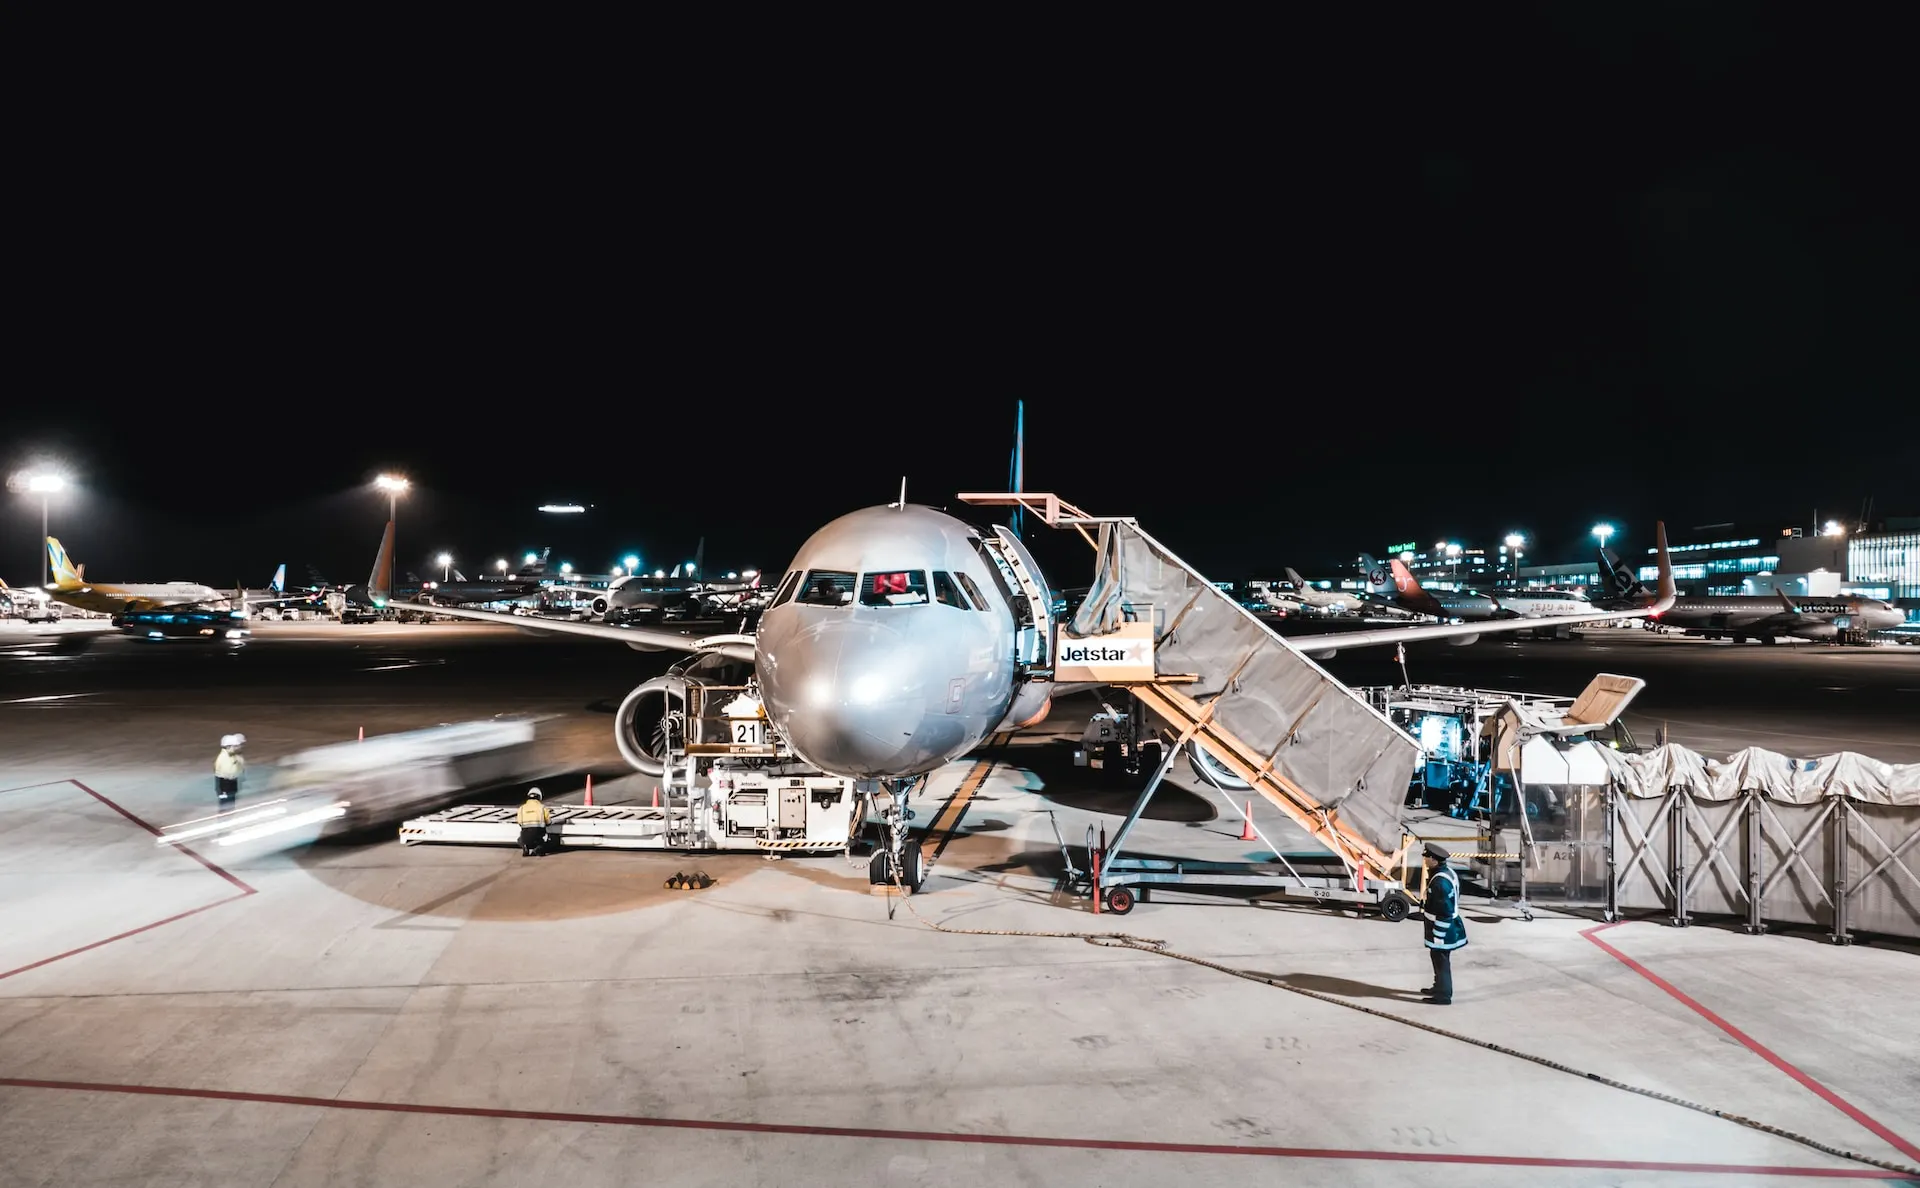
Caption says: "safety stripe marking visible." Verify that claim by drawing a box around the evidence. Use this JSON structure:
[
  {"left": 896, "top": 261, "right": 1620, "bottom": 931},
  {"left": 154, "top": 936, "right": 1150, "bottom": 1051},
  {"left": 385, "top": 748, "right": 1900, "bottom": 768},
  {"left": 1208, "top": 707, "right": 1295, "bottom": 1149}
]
[
  {"left": 920, "top": 759, "right": 993, "bottom": 868},
  {"left": 0, "top": 779, "right": 257, "bottom": 981},
  {"left": 1583, "top": 921, "right": 1920, "bottom": 1164}
]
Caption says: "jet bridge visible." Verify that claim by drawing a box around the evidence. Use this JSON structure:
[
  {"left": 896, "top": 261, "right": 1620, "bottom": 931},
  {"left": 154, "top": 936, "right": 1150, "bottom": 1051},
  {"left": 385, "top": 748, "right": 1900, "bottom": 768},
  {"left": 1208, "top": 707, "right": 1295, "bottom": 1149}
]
[{"left": 961, "top": 493, "right": 1425, "bottom": 893}]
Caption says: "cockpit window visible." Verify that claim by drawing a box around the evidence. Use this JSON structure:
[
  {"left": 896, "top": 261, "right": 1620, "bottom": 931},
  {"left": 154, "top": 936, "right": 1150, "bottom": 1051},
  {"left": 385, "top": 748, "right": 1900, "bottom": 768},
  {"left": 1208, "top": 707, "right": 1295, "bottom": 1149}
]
[
  {"left": 859, "top": 570, "right": 929, "bottom": 607},
  {"left": 771, "top": 571, "right": 801, "bottom": 608},
  {"left": 932, "top": 571, "right": 969, "bottom": 609},
  {"left": 797, "top": 570, "right": 856, "bottom": 606},
  {"left": 955, "top": 572, "right": 994, "bottom": 612}
]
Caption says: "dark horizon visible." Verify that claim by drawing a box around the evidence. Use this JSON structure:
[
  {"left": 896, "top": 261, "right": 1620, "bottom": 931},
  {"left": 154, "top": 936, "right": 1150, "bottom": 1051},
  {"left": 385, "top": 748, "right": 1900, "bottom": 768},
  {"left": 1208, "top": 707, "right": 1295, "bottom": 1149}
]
[{"left": 7, "top": 8, "right": 1916, "bottom": 589}]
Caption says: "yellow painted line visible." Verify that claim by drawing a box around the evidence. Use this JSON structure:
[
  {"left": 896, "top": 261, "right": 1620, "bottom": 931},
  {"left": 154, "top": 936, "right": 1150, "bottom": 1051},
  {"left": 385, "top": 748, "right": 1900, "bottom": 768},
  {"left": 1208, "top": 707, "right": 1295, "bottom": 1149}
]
[{"left": 920, "top": 759, "right": 994, "bottom": 867}]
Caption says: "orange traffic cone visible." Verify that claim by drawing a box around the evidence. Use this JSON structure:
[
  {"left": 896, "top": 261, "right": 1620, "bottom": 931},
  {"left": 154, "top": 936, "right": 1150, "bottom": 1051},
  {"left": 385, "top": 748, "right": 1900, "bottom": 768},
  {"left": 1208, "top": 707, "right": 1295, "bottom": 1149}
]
[
  {"left": 357, "top": 726, "right": 364, "bottom": 742},
  {"left": 583, "top": 774, "right": 593, "bottom": 807},
  {"left": 652, "top": 786, "right": 659, "bottom": 808},
  {"left": 1240, "top": 800, "right": 1256, "bottom": 842}
]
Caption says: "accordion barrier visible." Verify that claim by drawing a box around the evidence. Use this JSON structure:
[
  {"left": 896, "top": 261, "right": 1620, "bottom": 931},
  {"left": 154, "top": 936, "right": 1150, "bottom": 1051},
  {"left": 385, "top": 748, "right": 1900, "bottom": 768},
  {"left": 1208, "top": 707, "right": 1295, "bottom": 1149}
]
[{"left": 1511, "top": 744, "right": 1920, "bottom": 943}]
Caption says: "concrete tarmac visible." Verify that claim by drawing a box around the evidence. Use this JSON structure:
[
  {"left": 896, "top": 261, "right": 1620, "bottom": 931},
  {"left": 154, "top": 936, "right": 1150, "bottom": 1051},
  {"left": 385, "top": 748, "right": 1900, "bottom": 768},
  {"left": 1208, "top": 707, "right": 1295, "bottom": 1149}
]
[{"left": 2, "top": 622, "right": 1918, "bottom": 1187}]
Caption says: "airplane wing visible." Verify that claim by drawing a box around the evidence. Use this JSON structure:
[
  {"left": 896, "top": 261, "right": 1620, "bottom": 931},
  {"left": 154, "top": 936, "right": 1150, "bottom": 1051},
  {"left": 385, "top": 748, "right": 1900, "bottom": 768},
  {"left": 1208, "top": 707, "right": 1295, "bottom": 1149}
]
[
  {"left": 1288, "top": 521, "right": 1676, "bottom": 658},
  {"left": 1284, "top": 604, "right": 1666, "bottom": 658},
  {"left": 372, "top": 598, "right": 756, "bottom": 662}
]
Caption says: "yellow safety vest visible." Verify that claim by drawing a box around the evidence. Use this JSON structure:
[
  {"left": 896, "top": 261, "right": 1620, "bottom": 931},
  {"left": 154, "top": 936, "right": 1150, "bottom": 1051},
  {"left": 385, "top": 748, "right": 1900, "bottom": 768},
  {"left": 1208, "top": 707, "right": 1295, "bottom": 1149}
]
[{"left": 516, "top": 800, "right": 550, "bottom": 827}]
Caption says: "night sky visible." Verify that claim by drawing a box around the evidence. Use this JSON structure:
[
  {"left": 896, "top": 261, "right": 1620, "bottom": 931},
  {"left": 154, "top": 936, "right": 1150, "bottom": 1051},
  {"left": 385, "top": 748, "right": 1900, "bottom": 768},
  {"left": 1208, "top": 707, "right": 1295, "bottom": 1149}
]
[{"left": 8, "top": 9, "right": 1916, "bottom": 591}]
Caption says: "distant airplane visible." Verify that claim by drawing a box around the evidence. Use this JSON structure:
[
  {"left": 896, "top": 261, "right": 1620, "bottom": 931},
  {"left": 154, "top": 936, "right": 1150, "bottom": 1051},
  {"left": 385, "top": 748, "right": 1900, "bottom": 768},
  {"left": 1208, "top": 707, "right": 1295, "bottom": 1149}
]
[
  {"left": 1596, "top": 547, "right": 1901, "bottom": 643},
  {"left": 601, "top": 538, "right": 762, "bottom": 623},
  {"left": 1355, "top": 552, "right": 1503, "bottom": 621},
  {"left": 1491, "top": 586, "right": 1596, "bottom": 619},
  {"left": 42, "top": 537, "right": 230, "bottom": 619}
]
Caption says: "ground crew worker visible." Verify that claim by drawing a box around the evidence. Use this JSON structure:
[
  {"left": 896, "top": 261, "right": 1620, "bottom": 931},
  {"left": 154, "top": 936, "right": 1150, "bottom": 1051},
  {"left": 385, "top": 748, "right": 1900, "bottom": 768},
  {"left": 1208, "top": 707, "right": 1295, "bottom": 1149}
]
[
  {"left": 516, "top": 787, "right": 551, "bottom": 857},
  {"left": 1420, "top": 841, "right": 1467, "bottom": 1004},
  {"left": 214, "top": 734, "right": 246, "bottom": 810}
]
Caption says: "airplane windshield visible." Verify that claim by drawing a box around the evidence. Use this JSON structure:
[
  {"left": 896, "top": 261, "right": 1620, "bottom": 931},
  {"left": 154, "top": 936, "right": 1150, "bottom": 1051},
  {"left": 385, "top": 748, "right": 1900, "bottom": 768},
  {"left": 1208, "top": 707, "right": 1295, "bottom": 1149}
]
[
  {"left": 860, "top": 571, "right": 929, "bottom": 607},
  {"left": 932, "top": 572, "right": 969, "bottom": 609},
  {"left": 797, "top": 571, "right": 856, "bottom": 606}
]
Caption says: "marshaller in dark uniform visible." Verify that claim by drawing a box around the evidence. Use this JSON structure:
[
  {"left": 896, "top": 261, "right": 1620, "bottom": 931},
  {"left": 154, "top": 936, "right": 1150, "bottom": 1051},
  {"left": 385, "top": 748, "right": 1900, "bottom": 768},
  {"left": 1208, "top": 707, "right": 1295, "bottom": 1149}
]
[{"left": 1420, "top": 841, "right": 1467, "bottom": 1004}]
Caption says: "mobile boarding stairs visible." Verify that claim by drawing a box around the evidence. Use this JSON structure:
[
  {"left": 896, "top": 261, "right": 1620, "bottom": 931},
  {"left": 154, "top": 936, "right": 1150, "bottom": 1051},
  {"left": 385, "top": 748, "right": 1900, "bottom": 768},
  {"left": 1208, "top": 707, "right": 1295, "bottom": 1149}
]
[{"left": 962, "top": 492, "right": 1639, "bottom": 918}]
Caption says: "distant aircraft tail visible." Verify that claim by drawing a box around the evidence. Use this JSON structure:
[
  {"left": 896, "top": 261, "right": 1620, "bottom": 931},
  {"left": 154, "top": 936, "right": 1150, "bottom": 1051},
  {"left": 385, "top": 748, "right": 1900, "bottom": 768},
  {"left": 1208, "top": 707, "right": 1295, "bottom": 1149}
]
[
  {"left": 1386, "top": 558, "right": 1447, "bottom": 617},
  {"left": 1356, "top": 553, "right": 1394, "bottom": 599},
  {"left": 1284, "top": 567, "right": 1310, "bottom": 591},
  {"left": 693, "top": 537, "right": 706, "bottom": 580},
  {"left": 271, "top": 564, "right": 286, "bottom": 593},
  {"left": 1596, "top": 545, "right": 1651, "bottom": 600},
  {"left": 367, "top": 521, "right": 395, "bottom": 604},
  {"left": 46, "top": 537, "right": 83, "bottom": 588}
]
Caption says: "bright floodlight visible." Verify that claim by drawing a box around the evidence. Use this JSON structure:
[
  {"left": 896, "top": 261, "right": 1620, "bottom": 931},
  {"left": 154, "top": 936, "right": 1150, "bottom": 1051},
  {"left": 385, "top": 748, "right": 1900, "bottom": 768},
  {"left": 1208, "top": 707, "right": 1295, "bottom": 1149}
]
[
  {"left": 1822, "top": 520, "right": 1845, "bottom": 536},
  {"left": 436, "top": 552, "right": 452, "bottom": 566},
  {"left": 1505, "top": 533, "right": 1525, "bottom": 550},
  {"left": 743, "top": 569, "right": 758, "bottom": 578},
  {"left": 559, "top": 563, "right": 573, "bottom": 575},
  {"left": 1591, "top": 523, "right": 1615, "bottom": 548},
  {"left": 374, "top": 474, "right": 409, "bottom": 492},
  {"left": 624, "top": 555, "right": 640, "bottom": 571},
  {"left": 611, "top": 566, "right": 624, "bottom": 577},
  {"left": 26, "top": 474, "right": 66, "bottom": 493},
  {"left": 538, "top": 504, "right": 585, "bottom": 514},
  {"left": 496, "top": 559, "right": 509, "bottom": 573},
  {"left": 654, "top": 569, "right": 666, "bottom": 579},
  {"left": 524, "top": 552, "right": 538, "bottom": 565}
]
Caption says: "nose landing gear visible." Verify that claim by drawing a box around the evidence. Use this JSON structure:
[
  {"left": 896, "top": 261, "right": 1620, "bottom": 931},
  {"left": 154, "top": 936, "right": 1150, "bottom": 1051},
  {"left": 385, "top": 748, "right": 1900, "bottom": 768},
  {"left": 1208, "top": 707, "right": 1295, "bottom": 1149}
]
[{"left": 864, "top": 776, "right": 927, "bottom": 892}]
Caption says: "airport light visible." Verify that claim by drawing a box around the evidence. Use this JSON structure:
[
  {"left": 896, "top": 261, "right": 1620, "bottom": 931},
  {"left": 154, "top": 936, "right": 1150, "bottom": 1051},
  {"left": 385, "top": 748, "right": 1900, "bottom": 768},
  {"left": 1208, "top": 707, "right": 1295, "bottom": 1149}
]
[
  {"left": 559, "top": 563, "right": 573, "bottom": 575},
  {"left": 496, "top": 559, "right": 509, "bottom": 574},
  {"left": 726, "top": 571, "right": 737, "bottom": 580},
  {"left": 538, "top": 504, "right": 586, "bottom": 514},
  {"left": 1822, "top": 520, "right": 1845, "bottom": 537},
  {"left": 654, "top": 569, "right": 666, "bottom": 579},
  {"left": 1505, "top": 533, "right": 1526, "bottom": 575},
  {"left": 13, "top": 471, "right": 68, "bottom": 587},
  {"left": 437, "top": 552, "right": 453, "bottom": 581},
  {"left": 1592, "top": 523, "right": 1615, "bottom": 551},
  {"left": 624, "top": 554, "right": 640, "bottom": 572},
  {"left": 373, "top": 476, "right": 409, "bottom": 560},
  {"left": 743, "top": 569, "right": 758, "bottom": 579},
  {"left": 524, "top": 552, "right": 539, "bottom": 566}
]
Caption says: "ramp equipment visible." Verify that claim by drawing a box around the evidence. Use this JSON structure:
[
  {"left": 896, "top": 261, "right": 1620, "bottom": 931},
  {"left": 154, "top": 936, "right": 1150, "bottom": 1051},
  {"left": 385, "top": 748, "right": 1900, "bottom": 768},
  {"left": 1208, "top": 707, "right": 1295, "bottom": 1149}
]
[
  {"left": 963, "top": 493, "right": 1428, "bottom": 906},
  {"left": 401, "top": 686, "right": 860, "bottom": 854}
]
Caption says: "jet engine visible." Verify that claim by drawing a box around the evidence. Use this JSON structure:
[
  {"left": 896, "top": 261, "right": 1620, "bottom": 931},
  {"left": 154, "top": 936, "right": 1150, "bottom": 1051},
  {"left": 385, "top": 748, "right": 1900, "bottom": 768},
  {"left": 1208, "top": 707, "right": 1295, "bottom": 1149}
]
[
  {"left": 589, "top": 594, "right": 611, "bottom": 618},
  {"left": 613, "top": 674, "right": 690, "bottom": 776}
]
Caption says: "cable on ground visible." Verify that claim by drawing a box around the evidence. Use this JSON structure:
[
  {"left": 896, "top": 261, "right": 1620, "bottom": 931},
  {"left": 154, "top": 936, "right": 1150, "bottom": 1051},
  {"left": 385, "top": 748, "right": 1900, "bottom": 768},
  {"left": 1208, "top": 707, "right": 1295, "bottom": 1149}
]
[{"left": 878, "top": 874, "right": 1920, "bottom": 1180}]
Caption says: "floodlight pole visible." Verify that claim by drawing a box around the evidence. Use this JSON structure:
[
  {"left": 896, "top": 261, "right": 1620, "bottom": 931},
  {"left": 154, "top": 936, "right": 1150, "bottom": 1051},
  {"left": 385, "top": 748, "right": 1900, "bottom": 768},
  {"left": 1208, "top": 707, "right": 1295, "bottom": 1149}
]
[{"left": 39, "top": 495, "right": 49, "bottom": 587}]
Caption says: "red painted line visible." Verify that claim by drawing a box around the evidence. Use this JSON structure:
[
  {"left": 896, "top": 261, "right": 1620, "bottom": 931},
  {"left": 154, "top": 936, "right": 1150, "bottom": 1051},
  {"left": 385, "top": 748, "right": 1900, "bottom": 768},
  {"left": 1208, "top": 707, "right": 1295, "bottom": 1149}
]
[
  {"left": 0, "top": 1078, "right": 1900, "bottom": 1178},
  {"left": 69, "top": 778, "right": 256, "bottom": 895},
  {"left": 0, "top": 778, "right": 257, "bottom": 980},
  {"left": 0, "top": 894, "right": 252, "bottom": 981},
  {"left": 1583, "top": 921, "right": 1920, "bottom": 1165},
  {"left": 0, "top": 779, "right": 81, "bottom": 795}
]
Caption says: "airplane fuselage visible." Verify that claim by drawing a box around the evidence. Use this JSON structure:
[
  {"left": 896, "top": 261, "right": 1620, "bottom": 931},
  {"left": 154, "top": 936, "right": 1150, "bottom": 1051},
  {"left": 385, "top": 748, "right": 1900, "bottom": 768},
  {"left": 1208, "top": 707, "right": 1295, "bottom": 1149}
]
[
  {"left": 47, "top": 581, "right": 228, "bottom": 617},
  {"left": 1653, "top": 596, "right": 1903, "bottom": 640},
  {"left": 753, "top": 505, "right": 1027, "bottom": 779}
]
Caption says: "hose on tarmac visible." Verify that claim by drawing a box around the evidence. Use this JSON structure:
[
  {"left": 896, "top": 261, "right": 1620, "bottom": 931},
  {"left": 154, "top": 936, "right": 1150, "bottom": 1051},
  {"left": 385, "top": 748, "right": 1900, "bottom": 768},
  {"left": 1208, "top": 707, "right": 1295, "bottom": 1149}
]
[{"left": 879, "top": 877, "right": 1920, "bottom": 1180}]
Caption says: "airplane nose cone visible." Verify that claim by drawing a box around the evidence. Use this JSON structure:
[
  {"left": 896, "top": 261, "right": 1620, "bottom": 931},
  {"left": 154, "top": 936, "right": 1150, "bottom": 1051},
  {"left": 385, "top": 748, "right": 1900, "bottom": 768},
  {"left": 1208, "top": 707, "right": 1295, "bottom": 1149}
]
[{"left": 760, "top": 618, "right": 930, "bottom": 777}]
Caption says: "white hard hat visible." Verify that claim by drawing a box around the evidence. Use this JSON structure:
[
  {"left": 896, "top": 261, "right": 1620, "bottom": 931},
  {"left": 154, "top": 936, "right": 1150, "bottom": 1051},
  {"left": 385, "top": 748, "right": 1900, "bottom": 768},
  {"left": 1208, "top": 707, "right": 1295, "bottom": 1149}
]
[
  {"left": 527, "top": 787, "right": 543, "bottom": 800},
  {"left": 221, "top": 734, "right": 246, "bottom": 749}
]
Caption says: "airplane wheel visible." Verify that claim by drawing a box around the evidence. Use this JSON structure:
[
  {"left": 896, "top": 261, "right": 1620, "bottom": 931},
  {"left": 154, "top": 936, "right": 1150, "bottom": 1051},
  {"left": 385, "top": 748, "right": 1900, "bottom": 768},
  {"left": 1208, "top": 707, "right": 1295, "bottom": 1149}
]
[
  {"left": 1104, "top": 886, "right": 1136, "bottom": 915},
  {"left": 899, "top": 844, "right": 924, "bottom": 892}
]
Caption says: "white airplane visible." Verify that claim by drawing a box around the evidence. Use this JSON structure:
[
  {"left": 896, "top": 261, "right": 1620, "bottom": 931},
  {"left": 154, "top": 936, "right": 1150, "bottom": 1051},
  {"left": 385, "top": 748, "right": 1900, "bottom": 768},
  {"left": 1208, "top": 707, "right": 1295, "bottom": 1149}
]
[{"left": 379, "top": 502, "right": 1675, "bottom": 888}]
